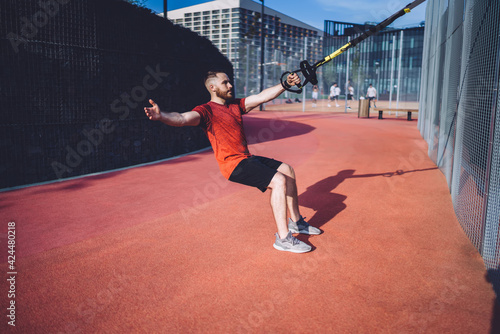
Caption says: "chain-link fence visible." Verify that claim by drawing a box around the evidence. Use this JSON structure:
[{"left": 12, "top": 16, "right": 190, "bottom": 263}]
[
  {"left": 239, "top": 21, "right": 425, "bottom": 113},
  {"left": 0, "top": 0, "right": 233, "bottom": 189},
  {"left": 233, "top": 38, "right": 324, "bottom": 104},
  {"left": 418, "top": 0, "right": 500, "bottom": 294}
]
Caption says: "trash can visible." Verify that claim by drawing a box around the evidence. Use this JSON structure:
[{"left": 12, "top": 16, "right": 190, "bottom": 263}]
[{"left": 358, "top": 98, "right": 370, "bottom": 118}]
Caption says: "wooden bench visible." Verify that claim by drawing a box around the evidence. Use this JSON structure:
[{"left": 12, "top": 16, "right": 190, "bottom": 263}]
[{"left": 373, "top": 108, "right": 419, "bottom": 121}]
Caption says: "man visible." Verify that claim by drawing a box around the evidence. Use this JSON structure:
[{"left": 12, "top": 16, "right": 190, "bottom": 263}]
[
  {"left": 334, "top": 84, "right": 341, "bottom": 107},
  {"left": 328, "top": 82, "right": 340, "bottom": 107},
  {"left": 311, "top": 85, "right": 319, "bottom": 107},
  {"left": 347, "top": 81, "right": 354, "bottom": 109},
  {"left": 366, "top": 84, "right": 377, "bottom": 107},
  {"left": 144, "top": 71, "right": 321, "bottom": 253}
]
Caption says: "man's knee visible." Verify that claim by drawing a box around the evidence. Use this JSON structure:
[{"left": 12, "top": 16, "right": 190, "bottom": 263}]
[
  {"left": 268, "top": 172, "right": 286, "bottom": 190},
  {"left": 278, "top": 163, "right": 295, "bottom": 179}
]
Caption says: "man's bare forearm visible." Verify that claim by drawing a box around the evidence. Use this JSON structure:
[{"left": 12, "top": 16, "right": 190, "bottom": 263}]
[
  {"left": 244, "top": 73, "right": 300, "bottom": 112},
  {"left": 258, "top": 83, "right": 286, "bottom": 104},
  {"left": 155, "top": 110, "right": 200, "bottom": 127},
  {"left": 159, "top": 111, "right": 186, "bottom": 127},
  {"left": 245, "top": 83, "right": 286, "bottom": 111}
]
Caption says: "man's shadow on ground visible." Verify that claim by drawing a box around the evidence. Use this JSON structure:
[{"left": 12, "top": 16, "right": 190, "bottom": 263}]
[
  {"left": 298, "top": 170, "right": 351, "bottom": 231},
  {"left": 297, "top": 168, "right": 437, "bottom": 248}
]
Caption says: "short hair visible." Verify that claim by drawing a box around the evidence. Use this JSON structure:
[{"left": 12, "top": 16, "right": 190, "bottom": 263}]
[{"left": 204, "top": 70, "right": 226, "bottom": 85}]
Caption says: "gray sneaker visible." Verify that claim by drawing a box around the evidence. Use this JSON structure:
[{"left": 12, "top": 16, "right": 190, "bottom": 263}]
[
  {"left": 288, "top": 216, "right": 322, "bottom": 235},
  {"left": 273, "top": 231, "right": 312, "bottom": 253}
]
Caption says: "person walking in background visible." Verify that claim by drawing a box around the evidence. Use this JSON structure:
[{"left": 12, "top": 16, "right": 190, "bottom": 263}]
[
  {"left": 312, "top": 85, "right": 319, "bottom": 107},
  {"left": 347, "top": 82, "right": 354, "bottom": 109},
  {"left": 144, "top": 70, "right": 321, "bottom": 253},
  {"left": 334, "top": 84, "right": 341, "bottom": 107},
  {"left": 328, "top": 82, "right": 335, "bottom": 107},
  {"left": 328, "top": 83, "right": 340, "bottom": 107},
  {"left": 366, "top": 84, "right": 377, "bottom": 108}
]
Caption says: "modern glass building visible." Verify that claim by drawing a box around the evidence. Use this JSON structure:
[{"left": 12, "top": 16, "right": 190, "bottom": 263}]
[
  {"left": 323, "top": 21, "right": 425, "bottom": 102},
  {"left": 167, "top": 0, "right": 323, "bottom": 97}
]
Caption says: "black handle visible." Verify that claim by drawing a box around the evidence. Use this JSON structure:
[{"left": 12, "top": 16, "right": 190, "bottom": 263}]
[{"left": 280, "top": 60, "right": 318, "bottom": 94}]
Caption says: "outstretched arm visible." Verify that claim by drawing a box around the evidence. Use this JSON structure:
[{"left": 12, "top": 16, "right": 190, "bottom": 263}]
[
  {"left": 245, "top": 73, "right": 301, "bottom": 112},
  {"left": 144, "top": 99, "right": 200, "bottom": 127}
]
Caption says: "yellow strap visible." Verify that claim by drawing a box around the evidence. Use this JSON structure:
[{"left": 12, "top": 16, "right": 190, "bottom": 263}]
[
  {"left": 315, "top": 8, "right": 411, "bottom": 68},
  {"left": 318, "top": 42, "right": 352, "bottom": 67}
]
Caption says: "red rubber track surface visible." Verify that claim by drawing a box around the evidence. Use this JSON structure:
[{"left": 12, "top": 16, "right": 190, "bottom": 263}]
[{"left": 0, "top": 111, "right": 496, "bottom": 333}]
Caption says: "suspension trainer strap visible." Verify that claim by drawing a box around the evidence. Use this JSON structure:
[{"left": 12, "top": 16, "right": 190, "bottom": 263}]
[{"left": 281, "top": 0, "right": 427, "bottom": 93}]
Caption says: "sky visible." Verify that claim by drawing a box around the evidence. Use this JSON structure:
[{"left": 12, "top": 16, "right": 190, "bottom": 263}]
[{"left": 144, "top": 0, "right": 427, "bottom": 31}]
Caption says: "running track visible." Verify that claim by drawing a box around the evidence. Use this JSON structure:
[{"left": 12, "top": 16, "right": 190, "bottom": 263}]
[{"left": 0, "top": 111, "right": 497, "bottom": 333}]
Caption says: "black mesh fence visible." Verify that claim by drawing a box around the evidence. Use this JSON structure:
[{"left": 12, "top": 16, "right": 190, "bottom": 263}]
[
  {"left": 0, "top": 0, "right": 233, "bottom": 189},
  {"left": 418, "top": 0, "right": 500, "bottom": 294}
]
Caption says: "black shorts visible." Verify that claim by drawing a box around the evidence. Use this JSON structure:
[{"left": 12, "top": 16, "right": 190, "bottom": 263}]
[{"left": 229, "top": 156, "right": 283, "bottom": 192}]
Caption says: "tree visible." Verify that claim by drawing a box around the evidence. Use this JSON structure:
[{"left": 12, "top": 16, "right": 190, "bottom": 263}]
[{"left": 124, "top": 0, "right": 148, "bottom": 8}]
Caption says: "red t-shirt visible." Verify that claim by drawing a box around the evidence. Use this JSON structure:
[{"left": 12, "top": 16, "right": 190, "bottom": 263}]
[{"left": 193, "top": 98, "right": 251, "bottom": 179}]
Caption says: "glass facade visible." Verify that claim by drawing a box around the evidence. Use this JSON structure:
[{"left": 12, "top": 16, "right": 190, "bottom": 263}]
[
  {"left": 169, "top": 2, "right": 322, "bottom": 98},
  {"left": 323, "top": 21, "right": 425, "bottom": 102},
  {"left": 234, "top": 8, "right": 322, "bottom": 96}
]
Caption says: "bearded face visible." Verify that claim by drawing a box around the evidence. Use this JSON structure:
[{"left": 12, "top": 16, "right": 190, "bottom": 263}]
[{"left": 215, "top": 85, "right": 233, "bottom": 100}]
